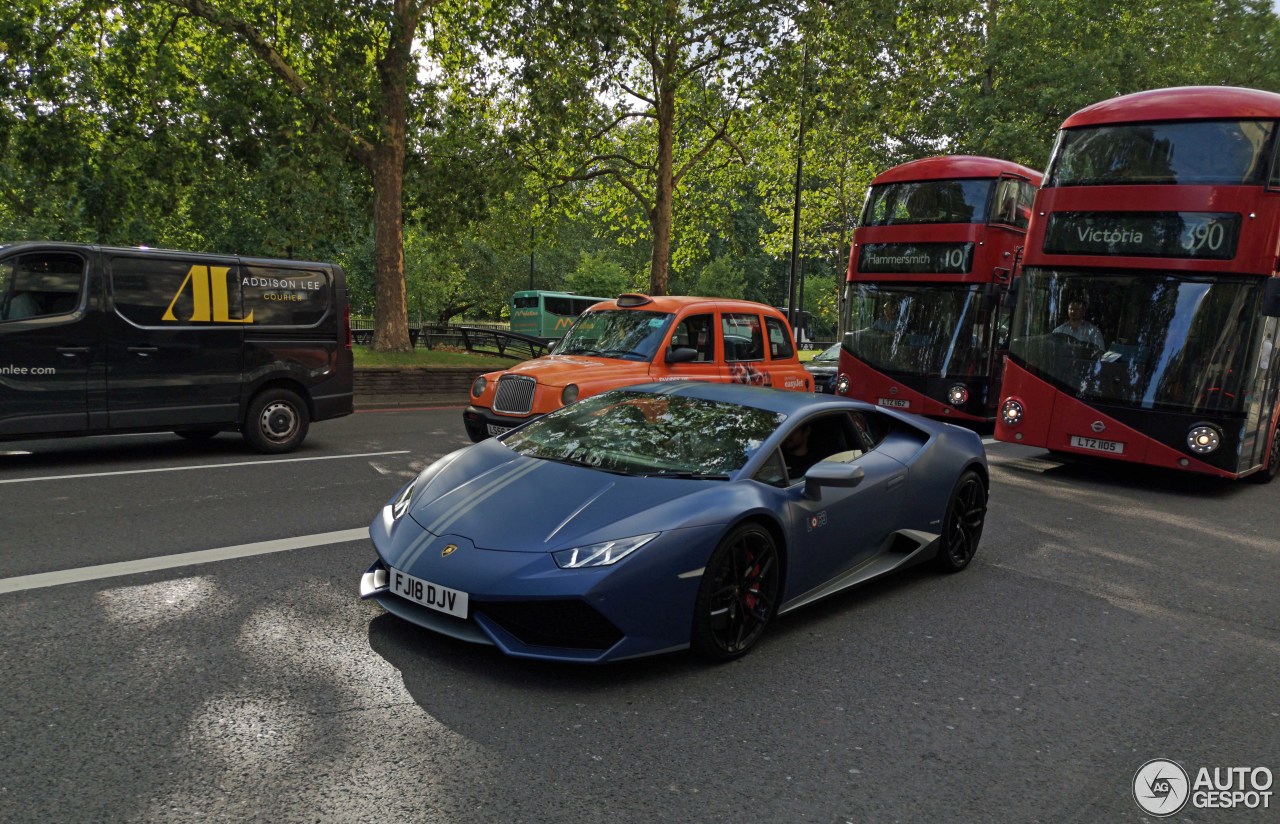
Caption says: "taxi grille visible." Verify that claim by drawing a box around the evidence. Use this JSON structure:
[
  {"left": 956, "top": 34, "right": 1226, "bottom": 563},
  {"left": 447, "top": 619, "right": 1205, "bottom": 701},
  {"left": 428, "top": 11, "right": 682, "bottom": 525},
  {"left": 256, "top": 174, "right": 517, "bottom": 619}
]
[
  {"left": 476, "top": 600, "right": 624, "bottom": 651},
  {"left": 493, "top": 375, "right": 536, "bottom": 415}
]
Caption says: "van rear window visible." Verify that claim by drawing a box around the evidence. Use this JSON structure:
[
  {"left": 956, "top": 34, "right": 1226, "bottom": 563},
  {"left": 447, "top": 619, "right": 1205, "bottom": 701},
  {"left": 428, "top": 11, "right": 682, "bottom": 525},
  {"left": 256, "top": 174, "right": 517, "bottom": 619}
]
[{"left": 241, "top": 266, "right": 332, "bottom": 326}]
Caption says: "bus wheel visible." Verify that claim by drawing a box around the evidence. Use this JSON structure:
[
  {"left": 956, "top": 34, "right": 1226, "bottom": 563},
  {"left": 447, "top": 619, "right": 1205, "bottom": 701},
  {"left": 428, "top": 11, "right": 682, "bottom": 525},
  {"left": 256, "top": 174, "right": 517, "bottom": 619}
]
[
  {"left": 1247, "top": 428, "right": 1280, "bottom": 485},
  {"left": 244, "top": 388, "right": 310, "bottom": 454}
]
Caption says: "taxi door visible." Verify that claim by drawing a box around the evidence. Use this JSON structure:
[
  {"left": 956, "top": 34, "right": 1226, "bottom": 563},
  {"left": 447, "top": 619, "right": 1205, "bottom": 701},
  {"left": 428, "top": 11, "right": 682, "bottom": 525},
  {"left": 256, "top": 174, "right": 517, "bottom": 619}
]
[
  {"left": 655, "top": 311, "right": 727, "bottom": 384},
  {"left": 0, "top": 248, "right": 95, "bottom": 437}
]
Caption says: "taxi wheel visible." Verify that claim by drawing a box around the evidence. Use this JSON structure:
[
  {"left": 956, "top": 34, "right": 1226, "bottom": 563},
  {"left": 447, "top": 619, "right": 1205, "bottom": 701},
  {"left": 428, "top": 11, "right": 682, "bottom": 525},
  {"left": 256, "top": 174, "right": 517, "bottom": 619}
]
[
  {"left": 244, "top": 388, "right": 310, "bottom": 454},
  {"left": 691, "top": 523, "right": 780, "bottom": 662},
  {"left": 935, "top": 469, "right": 987, "bottom": 572}
]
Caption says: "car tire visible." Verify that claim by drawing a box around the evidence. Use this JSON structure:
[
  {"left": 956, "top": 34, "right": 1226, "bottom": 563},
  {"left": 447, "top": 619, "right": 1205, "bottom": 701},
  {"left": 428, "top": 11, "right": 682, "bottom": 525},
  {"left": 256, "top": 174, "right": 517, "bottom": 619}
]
[
  {"left": 1246, "top": 427, "right": 1280, "bottom": 485},
  {"left": 690, "top": 523, "right": 781, "bottom": 662},
  {"left": 935, "top": 469, "right": 987, "bottom": 573},
  {"left": 243, "top": 388, "right": 310, "bottom": 454},
  {"left": 174, "top": 429, "right": 219, "bottom": 441}
]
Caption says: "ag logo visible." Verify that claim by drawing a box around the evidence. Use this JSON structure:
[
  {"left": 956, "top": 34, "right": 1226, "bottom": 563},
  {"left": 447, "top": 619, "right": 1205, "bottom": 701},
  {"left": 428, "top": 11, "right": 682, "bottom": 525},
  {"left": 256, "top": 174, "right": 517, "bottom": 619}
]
[
  {"left": 441, "top": 544, "right": 458, "bottom": 558},
  {"left": 1133, "top": 759, "right": 1189, "bottom": 817}
]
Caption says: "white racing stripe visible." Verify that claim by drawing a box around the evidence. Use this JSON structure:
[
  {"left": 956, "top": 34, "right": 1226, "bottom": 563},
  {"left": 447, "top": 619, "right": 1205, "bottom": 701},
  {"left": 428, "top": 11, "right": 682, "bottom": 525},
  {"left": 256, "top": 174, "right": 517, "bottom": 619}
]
[
  {"left": 0, "top": 451, "right": 411, "bottom": 485},
  {"left": 0, "top": 527, "right": 370, "bottom": 594}
]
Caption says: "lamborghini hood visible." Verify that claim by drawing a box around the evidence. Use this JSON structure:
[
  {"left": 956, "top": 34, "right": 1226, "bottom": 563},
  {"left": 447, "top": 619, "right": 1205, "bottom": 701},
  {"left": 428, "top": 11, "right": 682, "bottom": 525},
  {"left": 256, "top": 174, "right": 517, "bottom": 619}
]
[{"left": 405, "top": 440, "right": 712, "bottom": 552}]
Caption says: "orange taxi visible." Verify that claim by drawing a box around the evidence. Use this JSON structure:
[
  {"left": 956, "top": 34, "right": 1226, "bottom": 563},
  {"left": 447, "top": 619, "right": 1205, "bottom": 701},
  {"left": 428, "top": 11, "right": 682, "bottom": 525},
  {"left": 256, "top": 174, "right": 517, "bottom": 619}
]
[{"left": 463, "top": 294, "right": 814, "bottom": 441}]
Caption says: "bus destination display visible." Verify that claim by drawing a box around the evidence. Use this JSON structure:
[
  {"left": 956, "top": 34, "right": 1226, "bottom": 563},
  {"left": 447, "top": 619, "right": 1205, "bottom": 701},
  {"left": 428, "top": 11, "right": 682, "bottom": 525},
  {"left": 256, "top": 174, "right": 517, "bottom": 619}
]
[
  {"left": 1043, "top": 212, "right": 1240, "bottom": 260},
  {"left": 858, "top": 242, "right": 974, "bottom": 274}
]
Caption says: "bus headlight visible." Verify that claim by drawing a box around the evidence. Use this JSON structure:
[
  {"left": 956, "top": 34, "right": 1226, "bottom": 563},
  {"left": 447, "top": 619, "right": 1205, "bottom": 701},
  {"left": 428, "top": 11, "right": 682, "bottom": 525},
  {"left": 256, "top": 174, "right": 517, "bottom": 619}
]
[
  {"left": 1001, "top": 398, "right": 1024, "bottom": 426},
  {"left": 835, "top": 374, "right": 851, "bottom": 394},
  {"left": 947, "top": 384, "right": 970, "bottom": 406},
  {"left": 561, "top": 384, "right": 580, "bottom": 405},
  {"left": 471, "top": 376, "right": 487, "bottom": 397},
  {"left": 1187, "top": 424, "right": 1221, "bottom": 455}
]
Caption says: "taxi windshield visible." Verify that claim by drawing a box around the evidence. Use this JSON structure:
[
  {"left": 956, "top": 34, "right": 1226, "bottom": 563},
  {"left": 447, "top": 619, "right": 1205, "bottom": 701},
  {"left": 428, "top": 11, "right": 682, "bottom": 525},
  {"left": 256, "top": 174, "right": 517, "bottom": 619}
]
[
  {"left": 502, "top": 390, "right": 785, "bottom": 477},
  {"left": 555, "top": 309, "right": 675, "bottom": 361}
]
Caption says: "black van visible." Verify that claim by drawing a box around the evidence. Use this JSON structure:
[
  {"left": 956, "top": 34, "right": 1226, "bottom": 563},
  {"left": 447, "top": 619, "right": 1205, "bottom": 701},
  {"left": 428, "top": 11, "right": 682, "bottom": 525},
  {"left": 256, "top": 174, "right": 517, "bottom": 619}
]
[{"left": 0, "top": 242, "right": 354, "bottom": 453}]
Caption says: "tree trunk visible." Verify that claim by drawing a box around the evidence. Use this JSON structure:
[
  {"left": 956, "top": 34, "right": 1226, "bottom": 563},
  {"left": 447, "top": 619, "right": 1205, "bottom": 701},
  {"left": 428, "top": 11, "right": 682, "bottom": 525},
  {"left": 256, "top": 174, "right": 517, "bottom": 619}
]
[
  {"left": 371, "top": 140, "right": 410, "bottom": 351},
  {"left": 649, "top": 80, "right": 677, "bottom": 297},
  {"left": 370, "top": 1, "right": 414, "bottom": 352}
]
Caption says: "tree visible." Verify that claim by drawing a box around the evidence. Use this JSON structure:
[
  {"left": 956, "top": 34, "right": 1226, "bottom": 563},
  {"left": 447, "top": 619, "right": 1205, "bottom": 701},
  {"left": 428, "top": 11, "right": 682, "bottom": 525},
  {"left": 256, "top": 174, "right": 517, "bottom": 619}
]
[
  {"left": 505, "top": 0, "right": 790, "bottom": 296},
  {"left": 158, "top": 0, "right": 481, "bottom": 351}
]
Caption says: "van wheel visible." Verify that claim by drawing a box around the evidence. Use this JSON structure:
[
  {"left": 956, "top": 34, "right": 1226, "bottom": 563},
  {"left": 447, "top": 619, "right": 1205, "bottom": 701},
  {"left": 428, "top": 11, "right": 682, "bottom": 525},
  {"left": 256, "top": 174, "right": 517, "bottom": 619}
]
[
  {"left": 175, "top": 429, "right": 219, "bottom": 441},
  {"left": 244, "top": 389, "right": 309, "bottom": 453}
]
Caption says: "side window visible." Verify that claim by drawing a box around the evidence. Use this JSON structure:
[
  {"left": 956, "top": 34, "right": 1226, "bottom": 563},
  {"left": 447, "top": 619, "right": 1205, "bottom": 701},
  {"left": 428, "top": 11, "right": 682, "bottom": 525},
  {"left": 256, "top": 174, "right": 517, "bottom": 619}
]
[
  {"left": 753, "top": 449, "right": 788, "bottom": 488},
  {"left": 849, "top": 410, "right": 889, "bottom": 452},
  {"left": 991, "top": 177, "right": 1029, "bottom": 229},
  {"left": 0, "top": 252, "right": 85, "bottom": 321},
  {"left": 241, "top": 265, "right": 332, "bottom": 326},
  {"left": 781, "top": 413, "right": 860, "bottom": 482},
  {"left": 669, "top": 313, "right": 715, "bottom": 362},
  {"left": 766, "top": 316, "right": 794, "bottom": 359},
  {"left": 111, "top": 256, "right": 247, "bottom": 327},
  {"left": 1018, "top": 180, "right": 1037, "bottom": 227},
  {"left": 723, "top": 312, "right": 764, "bottom": 362}
]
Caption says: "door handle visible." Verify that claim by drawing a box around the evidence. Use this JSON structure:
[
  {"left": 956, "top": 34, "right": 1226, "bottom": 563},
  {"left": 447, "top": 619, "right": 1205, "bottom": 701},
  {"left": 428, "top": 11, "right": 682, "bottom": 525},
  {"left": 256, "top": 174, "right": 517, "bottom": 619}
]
[
  {"left": 886, "top": 473, "right": 907, "bottom": 490},
  {"left": 57, "top": 347, "right": 90, "bottom": 358},
  {"left": 128, "top": 346, "right": 159, "bottom": 357}
]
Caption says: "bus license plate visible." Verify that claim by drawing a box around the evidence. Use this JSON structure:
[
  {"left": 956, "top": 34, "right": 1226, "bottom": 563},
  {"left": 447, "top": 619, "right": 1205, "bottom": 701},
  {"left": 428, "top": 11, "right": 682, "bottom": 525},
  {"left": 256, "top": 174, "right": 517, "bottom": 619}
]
[
  {"left": 1070, "top": 435, "right": 1125, "bottom": 454},
  {"left": 487, "top": 424, "right": 513, "bottom": 437},
  {"left": 878, "top": 398, "right": 910, "bottom": 409},
  {"left": 389, "top": 568, "right": 469, "bottom": 619}
]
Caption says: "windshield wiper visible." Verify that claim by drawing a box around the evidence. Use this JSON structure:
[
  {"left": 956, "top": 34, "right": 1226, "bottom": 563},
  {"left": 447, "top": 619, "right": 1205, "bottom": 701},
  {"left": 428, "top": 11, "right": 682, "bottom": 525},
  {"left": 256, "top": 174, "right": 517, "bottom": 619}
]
[
  {"left": 639, "top": 471, "right": 730, "bottom": 480},
  {"left": 598, "top": 348, "right": 649, "bottom": 360},
  {"left": 559, "top": 347, "right": 604, "bottom": 356}
]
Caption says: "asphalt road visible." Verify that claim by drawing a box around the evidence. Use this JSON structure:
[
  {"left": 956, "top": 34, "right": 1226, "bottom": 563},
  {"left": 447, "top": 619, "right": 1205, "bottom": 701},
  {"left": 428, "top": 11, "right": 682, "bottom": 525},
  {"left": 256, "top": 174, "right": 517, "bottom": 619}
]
[{"left": 1, "top": 407, "right": 1277, "bottom": 823}]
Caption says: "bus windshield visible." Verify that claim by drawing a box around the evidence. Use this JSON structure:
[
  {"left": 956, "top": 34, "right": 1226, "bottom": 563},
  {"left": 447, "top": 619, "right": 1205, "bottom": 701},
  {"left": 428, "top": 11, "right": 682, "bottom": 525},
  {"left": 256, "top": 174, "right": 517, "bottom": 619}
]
[
  {"left": 844, "top": 284, "right": 996, "bottom": 378},
  {"left": 1009, "top": 269, "right": 1264, "bottom": 414},
  {"left": 557, "top": 309, "right": 675, "bottom": 361},
  {"left": 861, "top": 179, "right": 995, "bottom": 226},
  {"left": 1046, "top": 120, "right": 1276, "bottom": 187}
]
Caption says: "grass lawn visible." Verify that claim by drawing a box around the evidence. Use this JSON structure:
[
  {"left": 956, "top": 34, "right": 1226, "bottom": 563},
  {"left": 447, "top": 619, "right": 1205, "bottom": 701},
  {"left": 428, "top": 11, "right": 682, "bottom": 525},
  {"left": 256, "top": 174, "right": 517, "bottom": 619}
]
[{"left": 353, "top": 346, "right": 522, "bottom": 369}]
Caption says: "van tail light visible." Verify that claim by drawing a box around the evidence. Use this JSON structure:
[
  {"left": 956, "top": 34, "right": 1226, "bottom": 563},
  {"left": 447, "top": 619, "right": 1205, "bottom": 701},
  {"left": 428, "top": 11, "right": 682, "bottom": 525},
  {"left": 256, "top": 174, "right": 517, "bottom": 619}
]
[{"left": 344, "top": 304, "right": 353, "bottom": 350}]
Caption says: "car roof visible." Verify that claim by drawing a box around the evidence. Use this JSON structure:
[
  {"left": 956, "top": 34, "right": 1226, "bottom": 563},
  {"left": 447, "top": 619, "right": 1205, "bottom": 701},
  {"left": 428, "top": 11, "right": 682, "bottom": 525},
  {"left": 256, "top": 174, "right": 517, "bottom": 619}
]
[
  {"left": 617, "top": 380, "right": 874, "bottom": 417},
  {"left": 591, "top": 294, "right": 788, "bottom": 317}
]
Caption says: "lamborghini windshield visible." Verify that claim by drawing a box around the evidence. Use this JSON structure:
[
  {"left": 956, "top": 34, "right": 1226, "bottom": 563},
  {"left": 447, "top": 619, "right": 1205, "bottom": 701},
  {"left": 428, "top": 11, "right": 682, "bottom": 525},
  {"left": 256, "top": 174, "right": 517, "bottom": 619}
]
[{"left": 503, "top": 390, "right": 785, "bottom": 477}]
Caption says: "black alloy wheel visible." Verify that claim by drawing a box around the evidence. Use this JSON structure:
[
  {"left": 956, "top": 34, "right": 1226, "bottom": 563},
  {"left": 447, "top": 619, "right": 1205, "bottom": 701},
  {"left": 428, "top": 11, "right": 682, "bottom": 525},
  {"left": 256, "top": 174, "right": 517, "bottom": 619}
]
[
  {"left": 691, "top": 523, "right": 781, "bottom": 662},
  {"left": 935, "top": 469, "right": 987, "bottom": 572}
]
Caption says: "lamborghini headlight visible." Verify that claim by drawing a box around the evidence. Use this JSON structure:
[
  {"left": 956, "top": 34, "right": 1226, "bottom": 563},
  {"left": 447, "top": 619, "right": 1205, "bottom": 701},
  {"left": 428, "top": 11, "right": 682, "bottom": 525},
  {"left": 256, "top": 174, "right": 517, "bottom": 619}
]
[
  {"left": 552, "top": 533, "right": 658, "bottom": 569},
  {"left": 390, "top": 479, "right": 416, "bottom": 520}
]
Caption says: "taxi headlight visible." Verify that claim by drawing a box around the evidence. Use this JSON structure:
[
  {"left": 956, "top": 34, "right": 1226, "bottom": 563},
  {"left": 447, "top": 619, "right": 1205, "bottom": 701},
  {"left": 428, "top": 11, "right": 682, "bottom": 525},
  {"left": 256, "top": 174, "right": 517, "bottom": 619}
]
[
  {"left": 561, "top": 384, "right": 580, "bottom": 405},
  {"left": 552, "top": 533, "right": 658, "bottom": 569},
  {"left": 835, "top": 374, "right": 851, "bottom": 394},
  {"left": 948, "top": 384, "right": 970, "bottom": 406},
  {"left": 471, "top": 376, "right": 487, "bottom": 397},
  {"left": 1187, "top": 424, "right": 1221, "bottom": 455},
  {"left": 1001, "top": 398, "right": 1024, "bottom": 426}
]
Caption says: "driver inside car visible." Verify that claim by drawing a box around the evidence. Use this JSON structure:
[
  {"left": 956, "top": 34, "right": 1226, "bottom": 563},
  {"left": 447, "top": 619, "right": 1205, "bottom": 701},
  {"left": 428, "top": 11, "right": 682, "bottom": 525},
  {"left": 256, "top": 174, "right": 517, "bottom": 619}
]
[{"left": 1053, "top": 300, "right": 1105, "bottom": 351}]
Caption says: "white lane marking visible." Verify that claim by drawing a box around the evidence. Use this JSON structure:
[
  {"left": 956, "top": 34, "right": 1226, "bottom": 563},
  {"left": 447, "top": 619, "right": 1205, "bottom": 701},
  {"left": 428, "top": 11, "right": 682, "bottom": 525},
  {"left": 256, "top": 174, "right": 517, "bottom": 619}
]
[
  {"left": 0, "top": 527, "right": 370, "bottom": 594},
  {"left": 0, "top": 451, "right": 411, "bottom": 485}
]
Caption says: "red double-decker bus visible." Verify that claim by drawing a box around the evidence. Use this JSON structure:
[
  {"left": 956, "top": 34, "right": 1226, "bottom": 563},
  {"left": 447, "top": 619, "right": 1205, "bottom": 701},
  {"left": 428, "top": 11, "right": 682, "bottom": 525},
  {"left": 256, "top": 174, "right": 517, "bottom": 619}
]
[
  {"left": 996, "top": 86, "right": 1280, "bottom": 481},
  {"left": 837, "top": 156, "right": 1041, "bottom": 421}
]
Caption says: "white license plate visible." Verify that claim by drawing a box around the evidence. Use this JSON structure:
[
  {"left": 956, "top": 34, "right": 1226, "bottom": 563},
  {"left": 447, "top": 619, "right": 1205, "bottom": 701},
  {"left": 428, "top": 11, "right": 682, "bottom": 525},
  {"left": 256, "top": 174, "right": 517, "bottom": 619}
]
[
  {"left": 389, "top": 568, "right": 469, "bottom": 618},
  {"left": 878, "top": 398, "right": 910, "bottom": 409},
  {"left": 487, "top": 423, "right": 513, "bottom": 437},
  {"left": 1070, "top": 435, "right": 1125, "bottom": 454}
]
